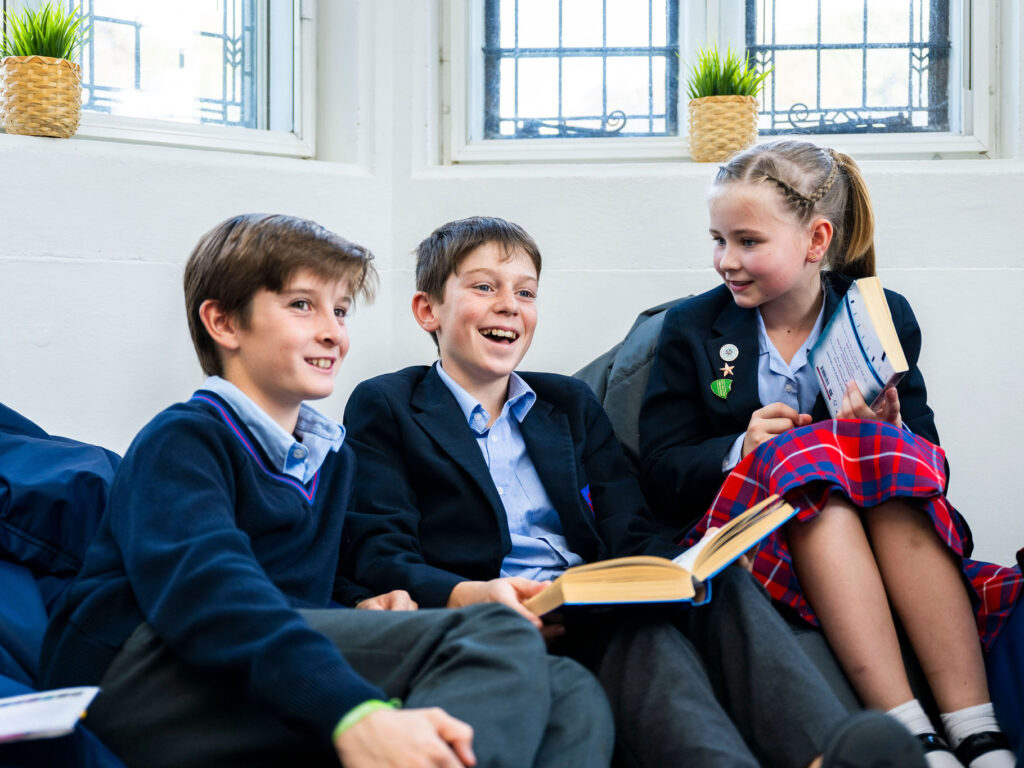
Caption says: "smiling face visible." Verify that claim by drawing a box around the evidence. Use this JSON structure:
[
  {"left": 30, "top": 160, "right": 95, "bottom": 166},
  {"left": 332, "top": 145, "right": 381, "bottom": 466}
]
[
  {"left": 414, "top": 241, "right": 538, "bottom": 401},
  {"left": 709, "top": 182, "right": 824, "bottom": 318},
  {"left": 218, "top": 268, "right": 351, "bottom": 430}
]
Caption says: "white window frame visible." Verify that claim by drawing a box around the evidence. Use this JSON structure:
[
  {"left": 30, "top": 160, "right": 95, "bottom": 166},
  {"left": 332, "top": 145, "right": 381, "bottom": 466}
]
[
  {"left": 440, "top": 0, "right": 1000, "bottom": 164},
  {"left": 1, "top": 0, "right": 317, "bottom": 157}
]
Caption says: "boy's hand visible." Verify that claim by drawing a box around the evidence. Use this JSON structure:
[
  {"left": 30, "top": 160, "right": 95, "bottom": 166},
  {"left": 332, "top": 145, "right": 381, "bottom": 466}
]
[
  {"left": 356, "top": 590, "right": 418, "bottom": 611},
  {"left": 446, "top": 578, "right": 547, "bottom": 629},
  {"left": 334, "top": 707, "right": 475, "bottom": 767},
  {"left": 837, "top": 382, "right": 902, "bottom": 428},
  {"left": 742, "top": 403, "right": 813, "bottom": 457}
]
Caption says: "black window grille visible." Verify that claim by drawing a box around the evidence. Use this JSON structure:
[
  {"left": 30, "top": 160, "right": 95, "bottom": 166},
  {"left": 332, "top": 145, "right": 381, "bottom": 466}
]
[
  {"left": 70, "top": 0, "right": 258, "bottom": 129},
  {"left": 746, "top": 0, "right": 951, "bottom": 135},
  {"left": 483, "top": 0, "right": 679, "bottom": 139}
]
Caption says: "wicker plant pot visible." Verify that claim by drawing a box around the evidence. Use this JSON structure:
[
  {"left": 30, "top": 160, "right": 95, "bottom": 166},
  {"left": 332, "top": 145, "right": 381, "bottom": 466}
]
[
  {"left": 0, "top": 55, "right": 83, "bottom": 138},
  {"left": 688, "top": 94, "right": 759, "bottom": 163}
]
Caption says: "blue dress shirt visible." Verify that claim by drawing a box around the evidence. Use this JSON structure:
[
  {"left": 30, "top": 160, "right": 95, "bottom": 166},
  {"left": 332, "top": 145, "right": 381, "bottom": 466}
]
[
  {"left": 434, "top": 363, "right": 584, "bottom": 582},
  {"left": 722, "top": 303, "right": 826, "bottom": 471},
  {"left": 200, "top": 376, "right": 345, "bottom": 484}
]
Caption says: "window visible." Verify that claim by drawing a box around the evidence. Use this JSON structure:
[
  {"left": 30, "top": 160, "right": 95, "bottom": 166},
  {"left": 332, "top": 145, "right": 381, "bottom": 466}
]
[
  {"left": 746, "top": 0, "right": 953, "bottom": 136},
  {"left": 77, "top": 0, "right": 262, "bottom": 129},
  {"left": 442, "top": 0, "right": 995, "bottom": 163},
  {"left": 2, "top": 0, "right": 314, "bottom": 156},
  {"left": 481, "top": 0, "right": 679, "bottom": 139}
]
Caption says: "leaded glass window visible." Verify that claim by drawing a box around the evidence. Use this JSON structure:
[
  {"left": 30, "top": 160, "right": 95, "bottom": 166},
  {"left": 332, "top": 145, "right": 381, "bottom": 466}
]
[
  {"left": 482, "top": 0, "right": 680, "bottom": 139},
  {"left": 64, "top": 0, "right": 284, "bottom": 130},
  {"left": 746, "top": 0, "right": 952, "bottom": 135}
]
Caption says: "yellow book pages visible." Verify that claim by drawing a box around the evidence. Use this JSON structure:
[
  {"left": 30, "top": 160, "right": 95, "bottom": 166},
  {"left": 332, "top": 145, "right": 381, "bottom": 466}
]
[
  {"left": 523, "top": 557, "right": 696, "bottom": 616},
  {"left": 810, "top": 277, "right": 909, "bottom": 416},
  {"left": 689, "top": 496, "right": 795, "bottom": 581},
  {"left": 853, "top": 277, "right": 907, "bottom": 371},
  {"left": 522, "top": 496, "right": 796, "bottom": 616}
]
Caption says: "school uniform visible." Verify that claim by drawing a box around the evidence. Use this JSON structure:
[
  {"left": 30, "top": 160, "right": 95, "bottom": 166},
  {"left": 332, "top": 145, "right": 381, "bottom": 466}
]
[
  {"left": 343, "top": 363, "right": 871, "bottom": 768},
  {"left": 639, "top": 270, "right": 941, "bottom": 533},
  {"left": 639, "top": 273, "right": 1021, "bottom": 652},
  {"left": 40, "top": 378, "right": 613, "bottom": 768}
]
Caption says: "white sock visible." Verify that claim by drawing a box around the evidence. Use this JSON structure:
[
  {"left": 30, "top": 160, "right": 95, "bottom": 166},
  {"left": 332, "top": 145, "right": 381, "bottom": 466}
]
[
  {"left": 888, "top": 700, "right": 963, "bottom": 768},
  {"left": 940, "top": 703, "right": 1015, "bottom": 768}
]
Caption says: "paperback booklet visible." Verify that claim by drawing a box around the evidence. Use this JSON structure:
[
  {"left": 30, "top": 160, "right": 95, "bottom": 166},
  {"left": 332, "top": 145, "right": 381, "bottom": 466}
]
[
  {"left": 523, "top": 495, "right": 797, "bottom": 616},
  {"left": 0, "top": 686, "right": 99, "bottom": 743},
  {"left": 810, "top": 276, "right": 908, "bottom": 418}
]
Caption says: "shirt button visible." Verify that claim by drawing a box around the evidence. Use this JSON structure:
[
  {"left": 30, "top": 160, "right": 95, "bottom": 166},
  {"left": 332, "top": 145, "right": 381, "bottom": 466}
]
[
  {"left": 291, "top": 447, "right": 306, "bottom": 459},
  {"left": 497, "top": 487, "right": 504, "bottom": 495},
  {"left": 490, "top": 435, "right": 498, "bottom": 443},
  {"left": 785, "top": 384, "right": 794, "bottom": 393}
]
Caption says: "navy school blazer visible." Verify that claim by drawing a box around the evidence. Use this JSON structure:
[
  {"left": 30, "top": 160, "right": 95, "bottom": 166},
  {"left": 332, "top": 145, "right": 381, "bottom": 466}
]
[
  {"left": 638, "top": 271, "right": 955, "bottom": 539},
  {"left": 341, "top": 365, "right": 681, "bottom": 607}
]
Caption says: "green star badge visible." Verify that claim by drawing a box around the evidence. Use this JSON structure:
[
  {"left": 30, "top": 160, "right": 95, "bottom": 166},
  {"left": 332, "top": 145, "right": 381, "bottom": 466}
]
[{"left": 710, "top": 378, "right": 733, "bottom": 399}]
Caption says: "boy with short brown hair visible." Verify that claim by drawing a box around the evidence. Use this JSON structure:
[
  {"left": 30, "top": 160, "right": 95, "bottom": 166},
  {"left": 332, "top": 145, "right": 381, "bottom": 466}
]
[{"left": 343, "top": 215, "right": 926, "bottom": 768}]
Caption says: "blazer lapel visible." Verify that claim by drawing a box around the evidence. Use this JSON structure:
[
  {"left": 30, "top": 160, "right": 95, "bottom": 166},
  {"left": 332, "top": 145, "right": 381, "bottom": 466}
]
[
  {"left": 705, "top": 301, "right": 762, "bottom": 429},
  {"left": 519, "top": 400, "right": 599, "bottom": 558},
  {"left": 411, "top": 368, "right": 509, "bottom": 539}
]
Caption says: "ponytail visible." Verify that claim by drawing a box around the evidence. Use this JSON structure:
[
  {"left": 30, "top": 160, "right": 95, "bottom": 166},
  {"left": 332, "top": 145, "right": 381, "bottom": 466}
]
[{"left": 831, "top": 150, "right": 875, "bottom": 278}]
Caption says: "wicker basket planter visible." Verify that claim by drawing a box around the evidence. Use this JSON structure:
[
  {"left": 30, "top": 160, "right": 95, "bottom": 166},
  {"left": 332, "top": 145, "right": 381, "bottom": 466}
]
[
  {"left": 688, "top": 94, "right": 759, "bottom": 163},
  {"left": 0, "top": 55, "right": 82, "bottom": 138}
]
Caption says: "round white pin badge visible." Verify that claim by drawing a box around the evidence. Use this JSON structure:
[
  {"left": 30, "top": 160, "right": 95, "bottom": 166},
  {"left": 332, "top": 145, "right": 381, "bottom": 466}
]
[{"left": 719, "top": 344, "right": 739, "bottom": 362}]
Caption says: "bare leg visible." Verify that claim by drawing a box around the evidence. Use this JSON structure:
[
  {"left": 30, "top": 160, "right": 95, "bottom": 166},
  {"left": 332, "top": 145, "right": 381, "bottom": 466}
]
[
  {"left": 864, "top": 501, "right": 989, "bottom": 713},
  {"left": 786, "top": 495, "right": 914, "bottom": 710}
]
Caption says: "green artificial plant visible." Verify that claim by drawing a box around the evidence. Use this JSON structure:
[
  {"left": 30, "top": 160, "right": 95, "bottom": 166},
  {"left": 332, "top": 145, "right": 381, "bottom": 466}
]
[
  {"left": 0, "top": 2, "right": 88, "bottom": 60},
  {"left": 685, "top": 45, "right": 772, "bottom": 100}
]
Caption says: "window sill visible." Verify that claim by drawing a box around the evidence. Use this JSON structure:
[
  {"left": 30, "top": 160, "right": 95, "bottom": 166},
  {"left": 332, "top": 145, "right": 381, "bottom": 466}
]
[
  {"left": 72, "top": 114, "right": 314, "bottom": 158},
  {"left": 445, "top": 131, "right": 992, "bottom": 166}
]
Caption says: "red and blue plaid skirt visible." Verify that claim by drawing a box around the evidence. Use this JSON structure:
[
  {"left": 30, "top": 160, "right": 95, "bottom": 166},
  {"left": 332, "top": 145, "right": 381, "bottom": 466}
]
[{"left": 683, "top": 419, "right": 1022, "bottom": 651}]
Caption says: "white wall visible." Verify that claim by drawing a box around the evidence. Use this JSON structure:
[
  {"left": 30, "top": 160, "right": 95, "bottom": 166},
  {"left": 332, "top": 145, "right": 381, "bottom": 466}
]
[{"left": 1, "top": 1, "right": 1021, "bottom": 566}]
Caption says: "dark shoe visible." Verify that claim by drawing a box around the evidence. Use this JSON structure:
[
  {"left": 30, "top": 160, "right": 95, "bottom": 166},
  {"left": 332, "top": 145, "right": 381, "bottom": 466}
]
[
  {"left": 822, "top": 711, "right": 927, "bottom": 768},
  {"left": 953, "top": 731, "right": 1011, "bottom": 765},
  {"left": 917, "top": 732, "right": 954, "bottom": 755}
]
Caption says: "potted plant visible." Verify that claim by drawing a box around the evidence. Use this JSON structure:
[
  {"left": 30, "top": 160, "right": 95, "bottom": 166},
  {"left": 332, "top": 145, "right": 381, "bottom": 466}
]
[
  {"left": 685, "top": 45, "right": 771, "bottom": 162},
  {"left": 0, "top": 2, "right": 88, "bottom": 138}
]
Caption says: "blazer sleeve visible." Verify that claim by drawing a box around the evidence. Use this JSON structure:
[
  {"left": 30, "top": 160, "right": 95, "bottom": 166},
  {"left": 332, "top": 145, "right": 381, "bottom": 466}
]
[
  {"left": 887, "top": 290, "right": 939, "bottom": 445},
  {"left": 638, "top": 305, "right": 740, "bottom": 531},
  {"left": 341, "top": 382, "right": 468, "bottom": 607}
]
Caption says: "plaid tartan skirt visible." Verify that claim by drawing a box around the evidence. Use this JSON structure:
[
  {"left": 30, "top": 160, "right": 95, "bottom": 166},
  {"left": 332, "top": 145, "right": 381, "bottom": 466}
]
[{"left": 683, "top": 419, "right": 1022, "bottom": 651}]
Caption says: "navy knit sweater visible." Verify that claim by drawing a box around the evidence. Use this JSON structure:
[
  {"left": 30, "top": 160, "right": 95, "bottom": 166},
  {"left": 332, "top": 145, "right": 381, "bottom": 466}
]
[{"left": 40, "top": 392, "right": 385, "bottom": 740}]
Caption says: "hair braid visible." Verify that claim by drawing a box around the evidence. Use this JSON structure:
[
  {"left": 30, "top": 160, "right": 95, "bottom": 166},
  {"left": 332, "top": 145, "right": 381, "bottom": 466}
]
[
  {"left": 713, "top": 140, "right": 876, "bottom": 278},
  {"left": 806, "top": 149, "right": 840, "bottom": 205}
]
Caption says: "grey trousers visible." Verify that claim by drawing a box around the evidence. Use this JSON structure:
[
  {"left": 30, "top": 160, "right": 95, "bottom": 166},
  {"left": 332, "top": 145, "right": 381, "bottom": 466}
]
[
  {"left": 86, "top": 604, "right": 614, "bottom": 768},
  {"left": 559, "top": 566, "right": 851, "bottom": 768}
]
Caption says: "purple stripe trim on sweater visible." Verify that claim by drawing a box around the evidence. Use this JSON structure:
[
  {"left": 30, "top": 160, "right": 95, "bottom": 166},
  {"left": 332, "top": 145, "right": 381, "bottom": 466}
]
[{"left": 191, "top": 394, "right": 319, "bottom": 502}]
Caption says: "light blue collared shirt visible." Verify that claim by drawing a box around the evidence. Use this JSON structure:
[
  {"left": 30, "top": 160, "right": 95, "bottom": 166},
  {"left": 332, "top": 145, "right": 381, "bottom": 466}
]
[
  {"left": 722, "top": 303, "right": 826, "bottom": 471},
  {"left": 200, "top": 376, "right": 345, "bottom": 484},
  {"left": 434, "top": 363, "right": 584, "bottom": 582}
]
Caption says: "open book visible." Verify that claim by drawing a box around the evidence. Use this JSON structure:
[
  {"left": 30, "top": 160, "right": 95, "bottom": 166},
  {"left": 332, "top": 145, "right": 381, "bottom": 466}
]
[
  {"left": 523, "top": 495, "right": 796, "bottom": 616},
  {"left": 810, "top": 276, "right": 908, "bottom": 418},
  {"left": 0, "top": 686, "right": 99, "bottom": 743}
]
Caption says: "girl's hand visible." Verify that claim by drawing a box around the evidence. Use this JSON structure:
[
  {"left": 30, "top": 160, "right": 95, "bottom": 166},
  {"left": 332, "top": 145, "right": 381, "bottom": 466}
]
[
  {"left": 741, "top": 403, "right": 813, "bottom": 458},
  {"left": 837, "top": 382, "right": 902, "bottom": 429}
]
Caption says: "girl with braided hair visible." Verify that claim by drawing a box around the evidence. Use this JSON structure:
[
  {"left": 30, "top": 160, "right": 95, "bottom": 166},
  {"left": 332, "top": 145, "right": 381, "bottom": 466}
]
[{"left": 639, "top": 140, "right": 1020, "bottom": 768}]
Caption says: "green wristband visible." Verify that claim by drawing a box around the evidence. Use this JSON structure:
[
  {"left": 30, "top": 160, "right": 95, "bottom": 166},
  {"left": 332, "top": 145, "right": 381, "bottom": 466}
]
[{"left": 332, "top": 698, "right": 402, "bottom": 741}]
